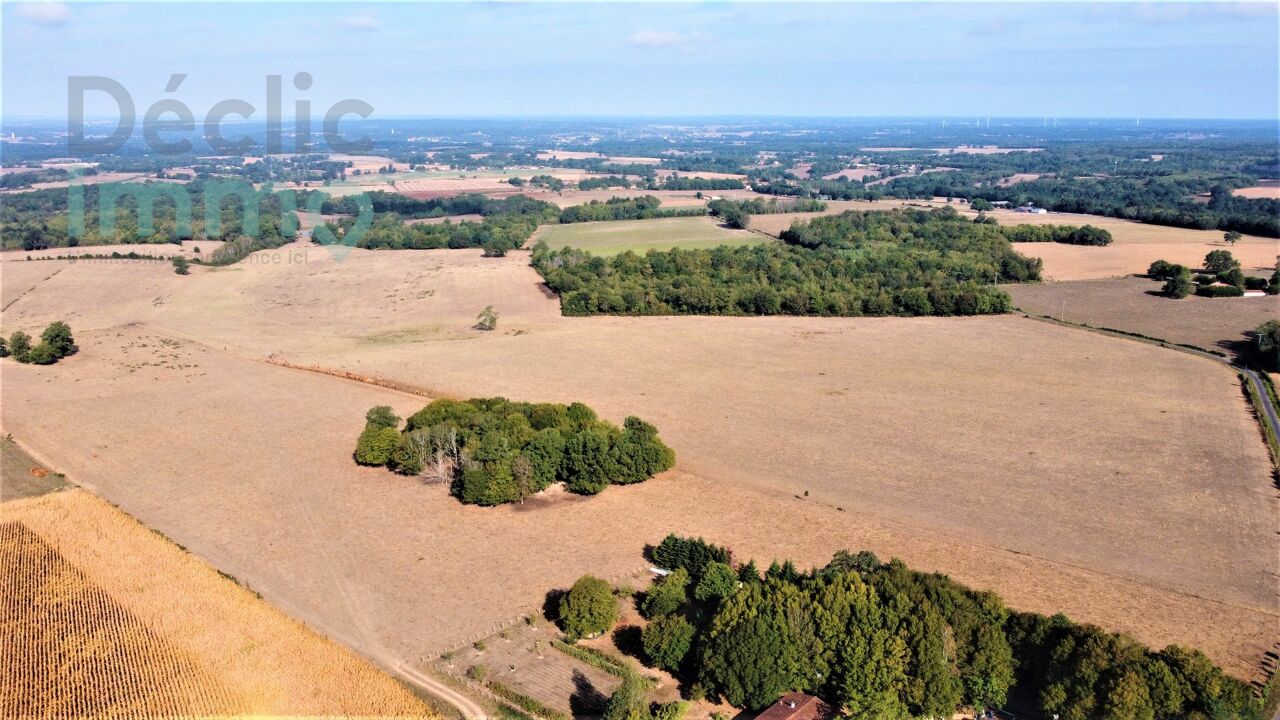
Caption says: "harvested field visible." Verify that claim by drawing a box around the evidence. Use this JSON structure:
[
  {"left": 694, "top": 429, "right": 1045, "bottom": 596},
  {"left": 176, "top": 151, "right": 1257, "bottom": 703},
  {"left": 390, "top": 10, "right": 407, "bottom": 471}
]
[
  {"left": 653, "top": 169, "right": 746, "bottom": 181},
  {"left": 995, "top": 173, "right": 1045, "bottom": 186},
  {"left": 821, "top": 167, "right": 879, "bottom": 181},
  {"left": 1004, "top": 276, "right": 1280, "bottom": 355},
  {"left": 0, "top": 489, "right": 437, "bottom": 717},
  {"left": 406, "top": 214, "right": 486, "bottom": 226},
  {"left": 1232, "top": 184, "right": 1280, "bottom": 200},
  {"left": 534, "top": 216, "right": 764, "bottom": 255},
  {"left": 1, "top": 248, "right": 1276, "bottom": 683},
  {"left": 0, "top": 240, "right": 223, "bottom": 263},
  {"left": 545, "top": 188, "right": 766, "bottom": 209}
]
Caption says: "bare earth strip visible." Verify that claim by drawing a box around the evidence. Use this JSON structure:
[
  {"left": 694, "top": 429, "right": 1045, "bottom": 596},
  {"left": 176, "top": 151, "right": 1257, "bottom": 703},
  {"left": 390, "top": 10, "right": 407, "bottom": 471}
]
[{"left": 1, "top": 248, "right": 1276, "bottom": 681}]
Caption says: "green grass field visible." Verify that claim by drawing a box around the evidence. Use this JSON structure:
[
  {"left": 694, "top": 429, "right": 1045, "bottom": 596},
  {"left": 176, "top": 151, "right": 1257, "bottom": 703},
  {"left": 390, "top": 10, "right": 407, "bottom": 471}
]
[{"left": 535, "top": 216, "right": 770, "bottom": 256}]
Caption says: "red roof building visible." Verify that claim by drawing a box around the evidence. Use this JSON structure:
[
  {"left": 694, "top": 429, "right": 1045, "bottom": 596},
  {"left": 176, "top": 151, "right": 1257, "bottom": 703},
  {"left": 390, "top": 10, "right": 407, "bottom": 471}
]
[{"left": 754, "top": 693, "right": 833, "bottom": 720}]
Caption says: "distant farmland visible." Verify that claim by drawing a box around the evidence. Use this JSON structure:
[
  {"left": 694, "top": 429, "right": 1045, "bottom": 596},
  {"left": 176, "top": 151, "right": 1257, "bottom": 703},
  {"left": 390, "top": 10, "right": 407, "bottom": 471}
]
[{"left": 535, "top": 215, "right": 767, "bottom": 255}]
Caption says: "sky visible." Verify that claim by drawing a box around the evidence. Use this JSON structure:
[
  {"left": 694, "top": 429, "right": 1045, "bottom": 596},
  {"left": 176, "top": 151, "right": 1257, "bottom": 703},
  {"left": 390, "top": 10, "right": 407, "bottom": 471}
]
[{"left": 3, "top": 1, "right": 1278, "bottom": 121}]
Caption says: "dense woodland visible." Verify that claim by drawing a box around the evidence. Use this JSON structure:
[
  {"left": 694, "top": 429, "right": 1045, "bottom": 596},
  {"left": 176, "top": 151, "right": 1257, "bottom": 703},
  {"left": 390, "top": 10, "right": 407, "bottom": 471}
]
[
  {"left": 562, "top": 535, "right": 1260, "bottom": 720},
  {"left": 353, "top": 398, "right": 674, "bottom": 505},
  {"left": 532, "top": 208, "right": 1038, "bottom": 317}
]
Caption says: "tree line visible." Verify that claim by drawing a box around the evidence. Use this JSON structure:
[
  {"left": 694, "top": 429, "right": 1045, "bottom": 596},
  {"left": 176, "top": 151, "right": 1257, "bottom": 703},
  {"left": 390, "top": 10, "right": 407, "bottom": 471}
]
[
  {"left": 559, "top": 196, "right": 707, "bottom": 224},
  {"left": 558, "top": 535, "right": 1260, "bottom": 720},
  {"left": 532, "top": 208, "right": 1040, "bottom": 317},
  {"left": 353, "top": 398, "right": 674, "bottom": 506},
  {"left": 996, "top": 223, "right": 1113, "bottom": 246}
]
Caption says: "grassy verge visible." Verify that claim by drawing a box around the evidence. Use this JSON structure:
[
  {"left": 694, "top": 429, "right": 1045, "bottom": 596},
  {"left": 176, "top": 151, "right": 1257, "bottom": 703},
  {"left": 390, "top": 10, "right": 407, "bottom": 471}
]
[
  {"left": 486, "top": 681, "right": 569, "bottom": 720},
  {"left": 1240, "top": 372, "right": 1280, "bottom": 478}
]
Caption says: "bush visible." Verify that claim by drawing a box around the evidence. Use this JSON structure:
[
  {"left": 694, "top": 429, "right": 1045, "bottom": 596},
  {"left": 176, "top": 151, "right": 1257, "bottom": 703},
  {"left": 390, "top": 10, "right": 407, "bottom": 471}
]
[
  {"left": 171, "top": 255, "right": 191, "bottom": 274},
  {"left": 7, "top": 331, "right": 32, "bottom": 363},
  {"left": 652, "top": 702, "right": 690, "bottom": 720},
  {"left": 1147, "top": 259, "right": 1183, "bottom": 280},
  {"left": 642, "top": 615, "right": 695, "bottom": 671},
  {"left": 1162, "top": 270, "right": 1193, "bottom": 299},
  {"left": 26, "top": 343, "right": 60, "bottom": 365},
  {"left": 641, "top": 568, "right": 689, "bottom": 619},
  {"left": 355, "top": 425, "right": 400, "bottom": 465},
  {"left": 365, "top": 405, "right": 400, "bottom": 429},
  {"left": 476, "top": 305, "right": 498, "bottom": 331},
  {"left": 1195, "top": 284, "right": 1244, "bottom": 298},
  {"left": 40, "top": 321, "right": 76, "bottom": 358},
  {"left": 559, "top": 575, "right": 618, "bottom": 640}
]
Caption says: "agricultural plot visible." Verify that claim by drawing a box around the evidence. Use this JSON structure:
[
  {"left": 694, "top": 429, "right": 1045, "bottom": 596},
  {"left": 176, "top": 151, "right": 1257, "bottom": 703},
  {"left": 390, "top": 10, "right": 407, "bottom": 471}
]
[
  {"left": 0, "top": 438, "right": 69, "bottom": 501},
  {"left": 2, "top": 248, "right": 1275, "bottom": 683},
  {"left": 1004, "top": 276, "right": 1280, "bottom": 355},
  {"left": 534, "top": 216, "right": 766, "bottom": 255},
  {"left": 0, "top": 489, "right": 438, "bottom": 718}
]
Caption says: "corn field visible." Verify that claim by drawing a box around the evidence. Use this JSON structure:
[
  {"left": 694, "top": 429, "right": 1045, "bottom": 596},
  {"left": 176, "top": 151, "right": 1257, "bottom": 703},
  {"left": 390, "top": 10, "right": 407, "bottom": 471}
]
[{"left": 0, "top": 490, "right": 440, "bottom": 718}]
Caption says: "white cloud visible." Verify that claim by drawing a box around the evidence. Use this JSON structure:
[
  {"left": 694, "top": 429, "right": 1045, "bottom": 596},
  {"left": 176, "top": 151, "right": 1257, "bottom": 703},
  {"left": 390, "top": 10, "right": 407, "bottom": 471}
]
[
  {"left": 341, "top": 13, "right": 378, "bottom": 31},
  {"left": 13, "top": 1, "right": 70, "bottom": 27},
  {"left": 627, "top": 29, "right": 706, "bottom": 48}
]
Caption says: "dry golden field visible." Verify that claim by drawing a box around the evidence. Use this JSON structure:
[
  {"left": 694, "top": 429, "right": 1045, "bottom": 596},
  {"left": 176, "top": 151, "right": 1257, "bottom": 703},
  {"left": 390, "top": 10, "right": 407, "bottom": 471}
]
[
  {"left": 1231, "top": 184, "right": 1280, "bottom": 200},
  {"left": 0, "top": 489, "right": 438, "bottom": 718},
  {"left": 2, "top": 247, "right": 1276, "bottom": 684},
  {"left": 1004, "top": 276, "right": 1280, "bottom": 354}
]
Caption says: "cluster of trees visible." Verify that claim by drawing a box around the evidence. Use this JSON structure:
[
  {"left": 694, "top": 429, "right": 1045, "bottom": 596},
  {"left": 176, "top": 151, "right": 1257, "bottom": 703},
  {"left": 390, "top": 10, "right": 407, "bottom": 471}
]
[
  {"left": 707, "top": 197, "right": 826, "bottom": 229},
  {"left": 529, "top": 174, "right": 567, "bottom": 192},
  {"left": 1, "top": 321, "right": 76, "bottom": 365},
  {"left": 353, "top": 398, "right": 674, "bottom": 506},
  {"left": 1149, "top": 250, "right": 1276, "bottom": 299},
  {"left": 0, "top": 181, "right": 300, "bottom": 250},
  {"left": 659, "top": 176, "right": 745, "bottom": 191},
  {"left": 559, "top": 196, "right": 705, "bottom": 224},
  {"left": 577, "top": 176, "right": 635, "bottom": 191},
  {"left": 323, "top": 212, "right": 542, "bottom": 256},
  {"left": 584, "top": 535, "right": 1260, "bottom": 720},
  {"left": 320, "top": 190, "right": 559, "bottom": 222},
  {"left": 0, "top": 167, "right": 68, "bottom": 189},
  {"left": 1255, "top": 319, "right": 1280, "bottom": 371},
  {"left": 997, "top": 223, "right": 1113, "bottom": 246},
  {"left": 533, "top": 209, "right": 1039, "bottom": 318}
]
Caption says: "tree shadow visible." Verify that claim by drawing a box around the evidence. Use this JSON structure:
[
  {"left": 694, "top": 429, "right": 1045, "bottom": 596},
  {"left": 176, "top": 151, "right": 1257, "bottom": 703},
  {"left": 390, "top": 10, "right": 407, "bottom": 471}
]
[
  {"left": 542, "top": 588, "right": 565, "bottom": 624},
  {"left": 569, "top": 669, "right": 609, "bottom": 719},
  {"left": 611, "top": 624, "right": 645, "bottom": 661}
]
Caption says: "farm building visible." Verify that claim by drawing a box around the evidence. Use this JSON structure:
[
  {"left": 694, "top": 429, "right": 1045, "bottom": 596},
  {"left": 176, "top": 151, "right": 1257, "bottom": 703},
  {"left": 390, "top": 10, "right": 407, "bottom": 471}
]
[{"left": 754, "top": 693, "right": 833, "bottom": 720}]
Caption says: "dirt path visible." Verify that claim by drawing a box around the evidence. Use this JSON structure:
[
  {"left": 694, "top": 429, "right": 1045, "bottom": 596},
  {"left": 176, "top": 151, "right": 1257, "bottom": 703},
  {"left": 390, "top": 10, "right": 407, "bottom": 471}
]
[{"left": 2, "top": 264, "right": 66, "bottom": 312}]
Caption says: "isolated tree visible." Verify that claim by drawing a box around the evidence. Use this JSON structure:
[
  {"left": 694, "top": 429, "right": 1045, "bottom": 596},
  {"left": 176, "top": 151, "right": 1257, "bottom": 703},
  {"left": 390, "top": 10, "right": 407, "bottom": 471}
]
[
  {"left": 475, "top": 305, "right": 498, "bottom": 331},
  {"left": 559, "top": 575, "right": 618, "bottom": 640},
  {"left": 1223, "top": 230, "right": 1242, "bottom": 246},
  {"left": 1162, "top": 269, "right": 1193, "bottom": 299},
  {"left": 171, "top": 255, "right": 191, "bottom": 275},
  {"left": 970, "top": 198, "right": 994, "bottom": 211},
  {"left": 8, "top": 331, "right": 33, "bottom": 363},
  {"left": 1254, "top": 319, "right": 1280, "bottom": 371},
  {"left": 642, "top": 614, "right": 696, "bottom": 671},
  {"left": 39, "top": 321, "right": 75, "bottom": 359},
  {"left": 1203, "top": 249, "right": 1239, "bottom": 274}
]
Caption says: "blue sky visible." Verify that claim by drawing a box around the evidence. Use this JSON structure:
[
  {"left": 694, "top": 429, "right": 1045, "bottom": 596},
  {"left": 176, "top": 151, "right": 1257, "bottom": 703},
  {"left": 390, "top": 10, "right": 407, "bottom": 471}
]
[{"left": 3, "top": 1, "right": 1278, "bottom": 120}]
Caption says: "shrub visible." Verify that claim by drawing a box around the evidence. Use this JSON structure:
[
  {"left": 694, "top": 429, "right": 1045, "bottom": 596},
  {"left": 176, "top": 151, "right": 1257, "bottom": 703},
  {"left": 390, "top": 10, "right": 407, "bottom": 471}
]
[
  {"left": 7, "top": 331, "right": 33, "bottom": 363},
  {"left": 1217, "top": 267, "right": 1246, "bottom": 287},
  {"left": 354, "top": 425, "right": 400, "bottom": 465},
  {"left": 652, "top": 702, "right": 690, "bottom": 720},
  {"left": 171, "top": 255, "right": 191, "bottom": 274},
  {"left": 40, "top": 321, "right": 76, "bottom": 358},
  {"left": 467, "top": 664, "right": 488, "bottom": 681},
  {"left": 1162, "top": 270, "right": 1193, "bottom": 299},
  {"left": 1195, "top": 284, "right": 1244, "bottom": 298},
  {"left": 1146, "top": 259, "right": 1181, "bottom": 280},
  {"left": 602, "top": 672, "right": 649, "bottom": 720},
  {"left": 0, "top": 336, "right": 7, "bottom": 358},
  {"left": 559, "top": 575, "right": 618, "bottom": 640},
  {"left": 26, "top": 343, "right": 60, "bottom": 365},
  {"left": 641, "top": 568, "right": 689, "bottom": 619},
  {"left": 642, "top": 615, "right": 695, "bottom": 671},
  {"left": 365, "top": 405, "right": 400, "bottom": 429},
  {"left": 476, "top": 305, "right": 498, "bottom": 331}
]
